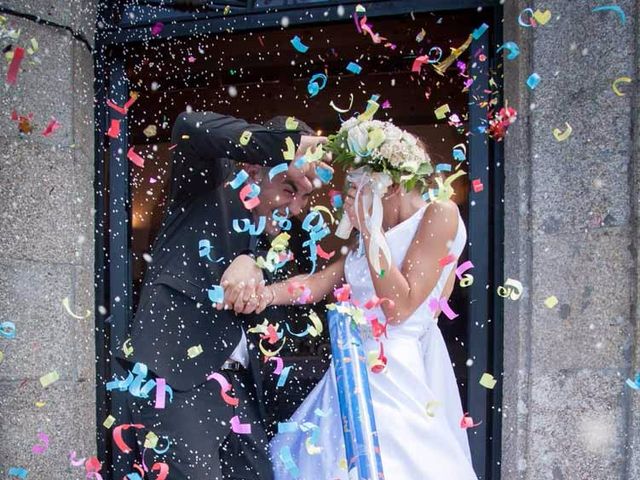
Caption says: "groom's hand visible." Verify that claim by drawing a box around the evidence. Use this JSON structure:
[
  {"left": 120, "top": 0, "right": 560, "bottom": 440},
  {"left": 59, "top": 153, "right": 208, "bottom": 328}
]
[{"left": 219, "top": 254, "right": 264, "bottom": 312}]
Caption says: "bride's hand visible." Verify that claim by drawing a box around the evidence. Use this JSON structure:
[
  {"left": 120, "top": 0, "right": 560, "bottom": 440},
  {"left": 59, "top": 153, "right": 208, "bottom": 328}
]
[{"left": 343, "top": 185, "right": 369, "bottom": 233}]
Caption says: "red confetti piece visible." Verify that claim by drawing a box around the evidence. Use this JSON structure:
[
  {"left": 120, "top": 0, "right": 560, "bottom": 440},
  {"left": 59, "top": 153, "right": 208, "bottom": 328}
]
[
  {"left": 42, "top": 118, "right": 61, "bottom": 137},
  {"left": 207, "top": 372, "right": 240, "bottom": 407},
  {"left": 106, "top": 119, "right": 121, "bottom": 138},
  {"left": 112, "top": 423, "right": 144, "bottom": 453},
  {"left": 438, "top": 253, "right": 457, "bottom": 267},
  {"left": 472, "top": 179, "right": 484, "bottom": 192},
  {"left": 127, "top": 147, "right": 145, "bottom": 168},
  {"left": 316, "top": 244, "right": 335, "bottom": 260},
  {"left": 6, "top": 47, "right": 25, "bottom": 85}
]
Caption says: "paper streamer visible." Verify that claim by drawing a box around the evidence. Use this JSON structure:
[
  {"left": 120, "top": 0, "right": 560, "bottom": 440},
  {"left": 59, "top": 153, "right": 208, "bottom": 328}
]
[
  {"left": 113, "top": 424, "right": 145, "bottom": 453},
  {"left": 268, "top": 163, "right": 288, "bottom": 181},
  {"left": 307, "top": 73, "right": 328, "bottom": 97},
  {"left": 612, "top": 77, "right": 632, "bottom": 96},
  {"left": 228, "top": 169, "right": 249, "bottom": 189},
  {"left": 428, "top": 297, "right": 459, "bottom": 320},
  {"left": 127, "top": 147, "right": 145, "bottom": 168},
  {"left": 269, "top": 356, "right": 284, "bottom": 375},
  {"left": 31, "top": 432, "right": 49, "bottom": 454},
  {"left": 290, "top": 35, "right": 309, "bottom": 53},
  {"left": 155, "top": 378, "right": 167, "bottom": 409},
  {"left": 279, "top": 446, "right": 300, "bottom": 478},
  {"left": 329, "top": 93, "right": 354, "bottom": 113},
  {"left": 233, "top": 217, "right": 266, "bottom": 236},
  {"left": 230, "top": 415, "right": 252, "bottom": 434},
  {"left": 329, "top": 305, "right": 384, "bottom": 479},
  {"left": 62, "top": 297, "right": 91, "bottom": 319},
  {"left": 497, "top": 41, "right": 520, "bottom": 60},
  {"left": 207, "top": 372, "right": 240, "bottom": 407},
  {"left": 497, "top": 278, "right": 524, "bottom": 300},
  {"left": 0, "top": 321, "right": 16, "bottom": 339},
  {"left": 455, "top": 260, "right": 474, "bottom": 287},
  {"left": 239, "top": 183, "right": 261, "bottom": 210},
  {"left": 6, "top": 47, "right": 24, "bottom": 85},
  {"left": 592, "top": 5, "right": 626, "bottom": 25}
]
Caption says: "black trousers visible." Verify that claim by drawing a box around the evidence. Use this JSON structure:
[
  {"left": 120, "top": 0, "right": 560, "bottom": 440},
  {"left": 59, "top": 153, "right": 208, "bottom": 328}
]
[{"left": 127, "top": 368, "right": 274, "bottom": 480}]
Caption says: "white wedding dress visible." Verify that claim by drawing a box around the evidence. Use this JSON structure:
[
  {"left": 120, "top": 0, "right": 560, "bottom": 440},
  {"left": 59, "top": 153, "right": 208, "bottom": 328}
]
[{"left": 271, "top": 205, "right": 477, "bottom": 480}]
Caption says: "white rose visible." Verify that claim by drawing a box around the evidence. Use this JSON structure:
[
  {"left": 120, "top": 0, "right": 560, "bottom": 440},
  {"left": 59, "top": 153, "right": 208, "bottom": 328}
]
[{"left": 347, "top": 124, "right": 370, "bottom": 154}]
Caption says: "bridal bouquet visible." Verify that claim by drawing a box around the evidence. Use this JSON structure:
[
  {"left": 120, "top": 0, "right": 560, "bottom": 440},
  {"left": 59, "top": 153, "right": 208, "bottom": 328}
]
[{"left": 325, "top": 105, "right": 434, "bottom": 274}]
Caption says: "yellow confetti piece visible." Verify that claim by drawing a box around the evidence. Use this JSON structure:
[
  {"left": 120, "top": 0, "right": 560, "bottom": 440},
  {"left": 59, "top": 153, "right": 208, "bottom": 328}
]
[
  {"left": 181, "top": 134, "right": 190, "bottom": 140},
  {"left": 0, "top": 350, "right": 3, "bottom": 364},
  {"left": 62, "top": 297, "right": 91, "bottom": 319},
  {"left": 612, "top": 76, "right": 632, "bottom": 96},
  {"left": 544, "top": 295, "right": 559, "bottom": 309},
  {"left": 144, "top": 431, "right": 159, "bottom": 449},
  {"left": 187, "top": 344, "right": 203, "bottom": 358},
  {"left": 35, "top": 401, "right": 46, "bottom": 408},
  {"left": 303, "top": 143, "right": 325, "bottom": 162},
  {"left": 479, "top": 373, "right": 497, "bottom": 389},
  {"left": 434, "top": 104, "right": 451, "bottom": 120},
  {"left": 122, "top": 338, "right": 134, "bottom": 358},
  {"left": 329, "top": 94, "right": 354, "bottom": 113},
  {"left": 426, "top": 400, "right": 441, "bottom": 417},
  {"left": 39, "top": 371, "right": 59, "bottom": 388},
  {"left": 285, "top": 117, "right": 299, "bottom": 130},
  {"left": 239, "top": 130, "right": 252, "bottom": 146},
  {"left": 103, "top": 415, "right": 116, "bottom": 429},
  {"left": 552, "top": 122, "right": 572, "bottom": 141},
  {"left": 497, "top": 278, "right": 524, "bottom": 300},
  {"left": 532, "top": 9, "right": 552, "bottom": 25},
  {"left": 143, "top": 124, "right": 157, "bottom": 137},
  {"left": 357, "top": 99, "right": 380, "bottom": 122},
  {"left": 282, "top": 136, "right": 296, "bottom": 161}
]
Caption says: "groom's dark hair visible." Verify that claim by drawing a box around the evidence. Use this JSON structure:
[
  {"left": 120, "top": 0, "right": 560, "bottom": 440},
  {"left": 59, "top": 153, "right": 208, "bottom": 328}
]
[{"left": 265, "top": 115, "right": 315, "bottom": 135}]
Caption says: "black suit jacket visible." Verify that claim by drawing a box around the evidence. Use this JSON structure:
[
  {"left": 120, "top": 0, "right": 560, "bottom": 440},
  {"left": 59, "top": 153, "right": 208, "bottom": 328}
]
[{"left": 123, "top": 111, "right": 305, "bottom": 392}]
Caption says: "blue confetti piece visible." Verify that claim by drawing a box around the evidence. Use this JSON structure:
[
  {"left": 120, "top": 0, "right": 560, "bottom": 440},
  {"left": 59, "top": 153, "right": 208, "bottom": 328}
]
[
  {"left": 278, "top": 421, "right": 299, "bottom": 433},
  {"left": 294, "top": 156, "right": 306, "bottom": 168},
  {"left": 208, "top": 285, "right": 224, "bottom": 304},
  {"left": 472, "top": 23, "right": 489, "bottom": 39},
  {"left": 435, "top": 163, "right": 452, "bottom": 173},
  {"left": 346, "top": 61, "right": 362, "bottom": 74},
  {"left": 526, "top": 73, "right": 541, "bottom": 90},
  {"left": 279, "top": 446, "right": 300, "bottom": 479},
  {"left": 290, "top": 35, "right": 309, "bottom": 53},
  {"left": 316, "top": 165, "right": 333, "bottom": 184},
  {"left": 1, "top": 321, "right": 16, "bottom": 339},
  {"left": 232, "top": 216, "right": 266, "bottom": 235},
  {"left": 497, "top": 41, "right": 520, "bottom": 60},
  {"left": 592, "top": 5, "right": 626, "bottom": 25},
  {"left": 8, "top": 467, "right": 28, "bottom": 479},
  {"left": 452, "top": 147, "right": 466, "bottom": 162},
  {"left": 228, "top": 169, "right": 248, "bottom": 189},
  {"left": 268, "top": 162, "right": 289, "bottom": 181},
  {"left": 307, "top": 73, "right": 327, "bottom": 97},
  {"left": 276, "top": 365, "right": 292, "bottom": 388}
]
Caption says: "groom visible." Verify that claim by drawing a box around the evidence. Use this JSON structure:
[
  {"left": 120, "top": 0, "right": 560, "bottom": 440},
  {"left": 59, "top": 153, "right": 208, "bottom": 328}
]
[{"left": 120, "top": 110, "right": 329, "bottom": 479}]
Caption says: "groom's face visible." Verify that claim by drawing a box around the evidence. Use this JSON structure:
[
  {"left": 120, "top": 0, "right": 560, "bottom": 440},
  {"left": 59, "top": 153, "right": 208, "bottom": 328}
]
[{"left": 250, "top": 165, "right": 314, "bottom": 236}]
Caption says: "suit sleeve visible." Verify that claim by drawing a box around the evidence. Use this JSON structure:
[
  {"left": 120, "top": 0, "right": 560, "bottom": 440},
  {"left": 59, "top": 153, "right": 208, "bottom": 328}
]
[{"left": 168, "top": 111, "right": 303, "bottom": 203}]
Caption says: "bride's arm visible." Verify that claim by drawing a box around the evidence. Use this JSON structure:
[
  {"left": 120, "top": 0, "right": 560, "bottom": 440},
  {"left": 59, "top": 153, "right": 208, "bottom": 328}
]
[
  {"left": 263, "top": 256, "right": 346, "bottom": 311},
  {"left": 360, "top": 200, "right": 460, "bottom": 324}
]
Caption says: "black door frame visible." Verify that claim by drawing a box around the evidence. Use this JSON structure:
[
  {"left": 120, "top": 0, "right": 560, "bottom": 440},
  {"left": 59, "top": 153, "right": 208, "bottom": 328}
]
[{"left": 94, "top": 1, "right": 504, "bottom": 478}]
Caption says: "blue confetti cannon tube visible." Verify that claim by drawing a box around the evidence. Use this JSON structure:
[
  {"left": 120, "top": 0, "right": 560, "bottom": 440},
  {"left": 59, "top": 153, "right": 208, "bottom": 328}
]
[{"left": 328, "top": 305, "right": 385, "bottom": 480}]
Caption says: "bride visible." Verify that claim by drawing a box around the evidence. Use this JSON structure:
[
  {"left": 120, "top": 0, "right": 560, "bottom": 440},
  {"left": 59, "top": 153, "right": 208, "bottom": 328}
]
[{"left": 231, "top": 119, "right": 477, "bottom": 479}]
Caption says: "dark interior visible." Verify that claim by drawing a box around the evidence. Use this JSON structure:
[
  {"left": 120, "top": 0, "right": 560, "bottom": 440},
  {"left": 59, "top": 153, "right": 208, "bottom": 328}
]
[{"left": 123, "top": 9, "right": 488, "bottom": 420}]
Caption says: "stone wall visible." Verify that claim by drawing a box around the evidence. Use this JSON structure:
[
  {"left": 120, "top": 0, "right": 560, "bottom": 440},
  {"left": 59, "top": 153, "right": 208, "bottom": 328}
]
[
  {"left": 501, "top": 1, "right": 639, "bottom": 479},
  {"left": 0, "top": 1, "right": 97, "bottom": 477}
]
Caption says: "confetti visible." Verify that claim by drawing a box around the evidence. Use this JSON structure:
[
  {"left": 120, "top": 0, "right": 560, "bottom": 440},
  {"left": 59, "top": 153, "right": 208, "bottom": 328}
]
[
  {"left": 127, "top": 147, "right": 145, "bottom": 168},
  {"left": 544, "top": 295, "right": 559, "bottom": 309},
  {"left": 187, "top": 344, "right": 203, "bottom": 358},
  {"left": 497, "top": 41, "right": 520, "bottom": 60},
  {"left": 612, "top": 77, "right": 632, "bottom": 96},
  {"left": 428, "top": 297, "right": 459, "bottom": 320},
  {"left": 143, "top": 124, "right": 157, "bottom": 137},
  {"left": 239, "top": 130, "right": 252, "bottom": 146},
  {"left": 290, "top": 35, "right": 309, "bottom": 53},
  {"left": 455, "top": 260, "right": 474, "bottom": 287},
  {"left": 282, "top": 136, "right": 296, "bottom": 161},
  {"left": 497, "top": 278, "right": 524, "bottom": 300},
  {"left": 106, "top": 119, "right": 121, "bottom": 139},
  {"left": 31, "top": 432, "right": 49, "bottom": 454},
  {"left": 230, "top": 415, "right": 252, "bottom": 434},
  {"left": 207, "top": 285, "right": 224, "bottom": 304},
  {"left": 268, "top": 163, "right": 288, "bottom": 181},
  {"left": 151, "top": 22, "right": 164, "bottom": 36},
  {"left": 0, "top": 321, "right": 16, "bottom": 339},
  {"left": 113, "top": 424, "right": 144, "bottom": 453},
  {"left": 346, "top": 61, "right": 362, "bottom": 74},
  {"left": 39, "top": 371, "right": 59, "bottom": 388},
  {"left": 526, "top": 73, "right": 541, "bottom": 90},
  {"left": 460, "top": 413, "right": 482, "bottom": 429},
  {"left": 472, "top": 23, "right": 489, "bottom": 39},
  {"left": 415, "top": 28, "right": 426, "bottom": 43},
  {"left": 479, "top": 373, "right": 497, "bottom": 389},
  {"left": 472, "top": 179, "right": 484, "bottom": 193},
  {"left": 552, "top": 122, "right": 573, "bottom": 141},
  {"left": 103, "top": 415, "right": 116, "bottom": 428},
  {"left": 438, "top": 254, "right": 457, "bottom": 267},
  {"left": 7, "top": 467, "right": 28, "bottom": 479},
  {"left": 307, "top": 73, "right": 328, "bottom": 97},
  {"left": 41, "top": 118, "right": 61, "bottom": 137},
  {"left": 6, "top": 47, "right": 24, "bottom": 85},
  {"left": 592, "top": 5, "right": 626, "bottom": 25},
  {"left": 434, "top": 104, "right": 450, "bottom": 120},
  {"left": 62, "top": 297, "right": 91, "bottom": 319}
]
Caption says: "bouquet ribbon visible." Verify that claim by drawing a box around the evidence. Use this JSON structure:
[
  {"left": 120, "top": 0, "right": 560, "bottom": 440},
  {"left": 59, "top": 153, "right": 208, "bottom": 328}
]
[{"left": 349, "top": 167, "right": 393, "bottom": 275}]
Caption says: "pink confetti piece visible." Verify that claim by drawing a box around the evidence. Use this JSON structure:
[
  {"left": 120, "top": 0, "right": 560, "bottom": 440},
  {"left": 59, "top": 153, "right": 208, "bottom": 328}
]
[
  {"left": 207, "top": 372, "right": 239, "bottom": 406},
  {"left": 269, "top": 356, "right": 284, "bottom": 375},
  {"left": 155, "top": 378, "right": 166, "bottom": 409},
  {"left": 460, "top": 412, "right": 482, "bottom": 429},
  {"left": 455, "top": 260, "right": 474, "bottom": 280},
  {"left": 127, "top": 147, "right": 145, "bottom": 168},
  {"left": 151, "top": 22, "right": 164, "bottom": 36},
  {"left": 428, "top": 297, "right": 459, "bottom": 320},
  {"left": 6, "top": 47, "right": 24, "bottom": 85},
  {"left": 230, "top": 415, "right": 252, "bottom": 434},
  {"left": 438, "top": 253, "right": 457, "bottom": 267},
  {"left": 31, "top": 432, "right": 49, "bottom": 454},
  {"left": 42, "top": 118, "right": 61, "bottom": 137},
  {"left": 381, "top": 100, "right": 391, "bottom": 109}
]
